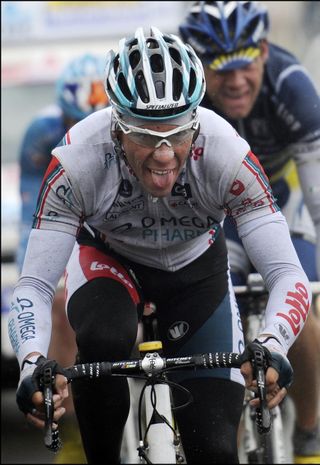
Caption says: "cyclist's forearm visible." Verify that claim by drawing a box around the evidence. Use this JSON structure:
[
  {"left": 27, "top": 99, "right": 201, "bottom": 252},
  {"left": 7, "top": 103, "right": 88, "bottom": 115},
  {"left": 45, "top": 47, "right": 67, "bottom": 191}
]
[
  {"left": 9, "top": 278, "right": 53, "bottom": 368},
  {"left": 239, "top": 211, "right": 312, "bottom": 353},
  {"left": 9, "top": 228, "right": 76, "bottom": 367}
]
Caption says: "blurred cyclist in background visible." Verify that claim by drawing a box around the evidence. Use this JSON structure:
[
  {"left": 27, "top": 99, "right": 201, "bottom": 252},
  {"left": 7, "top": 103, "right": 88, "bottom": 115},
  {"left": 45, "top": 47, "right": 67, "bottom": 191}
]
[
  {"left": 16, "top": 53, "right": 109, "bottom": 463},
  {"left": 180, "top": 1, "right": 320, "bottom": 463}
]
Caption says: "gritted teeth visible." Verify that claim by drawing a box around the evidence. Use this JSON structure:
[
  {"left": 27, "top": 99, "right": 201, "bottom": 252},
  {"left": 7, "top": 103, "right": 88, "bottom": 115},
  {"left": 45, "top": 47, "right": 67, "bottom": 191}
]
[{"left": 151, "top": 169, "right": 173, "bottom": 176}]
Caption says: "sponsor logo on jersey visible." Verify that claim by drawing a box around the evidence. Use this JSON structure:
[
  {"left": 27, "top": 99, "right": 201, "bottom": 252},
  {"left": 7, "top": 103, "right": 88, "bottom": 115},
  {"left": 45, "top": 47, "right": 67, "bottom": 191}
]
[
  {"left": 169, "top": 199, "right": 198, "bottom": 208},
  {"left": 276, "top": 323, "right": 291, "bottom": 344},
  {"left": 190, "top": 146, "right": 204, "bottom": 161},
  {"left": 230, "top": 180, "right": 245, "bottom": 196},
  {"left": 105, "top": 197, "right": 144, "bottom": 220},
  {"left": 276, "top": 282, "right": 310, "bottom": 336},
  {"left": 168, "top": 321, "right": 190, "bottom": 340},
  {"left": 119, "top": 179, "right": 133, "bottom": 197},
  {"left": 104, "top": 153, "right": 117, "bottom": 169},
  {"left": 172, "top": 182, "right": 192, "bottom": 199},
  {"left": 90, "top": 261, "right": 134, "bottom": 289},
  {"left": 9, "top": 297, "right": 36, "bottom": 350}
]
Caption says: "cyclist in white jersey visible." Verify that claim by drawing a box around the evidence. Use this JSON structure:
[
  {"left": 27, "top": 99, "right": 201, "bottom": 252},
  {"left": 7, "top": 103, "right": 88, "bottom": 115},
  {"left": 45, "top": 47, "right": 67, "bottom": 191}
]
[
  {"left": 9, "top": 27, "right": 311, "bottom": 463},
  {"left": 179, "top": 2, "right": 320, "bottom": 462}
]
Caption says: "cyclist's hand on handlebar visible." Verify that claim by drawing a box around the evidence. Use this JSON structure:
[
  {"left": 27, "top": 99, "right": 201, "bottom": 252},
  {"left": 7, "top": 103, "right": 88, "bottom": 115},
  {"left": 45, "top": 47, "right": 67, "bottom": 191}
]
[
  {"left": 242, "top": 361, "right": 287, "bottom": 409},
  {"left": 16, "top": 355, "right": 68, "bottom": 428},
  {"left": 240, "top": 338, "right": 293, "bottom": 409}
]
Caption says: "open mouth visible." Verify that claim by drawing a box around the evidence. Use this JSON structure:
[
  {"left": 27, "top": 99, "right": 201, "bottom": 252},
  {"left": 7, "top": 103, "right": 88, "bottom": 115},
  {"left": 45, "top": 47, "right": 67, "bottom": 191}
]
[
  {"left": 148, "top": 168, "right": 176, "bottom": 190},
  {"left": 150, "top": 169, "right": 174, "bottom": 175}
]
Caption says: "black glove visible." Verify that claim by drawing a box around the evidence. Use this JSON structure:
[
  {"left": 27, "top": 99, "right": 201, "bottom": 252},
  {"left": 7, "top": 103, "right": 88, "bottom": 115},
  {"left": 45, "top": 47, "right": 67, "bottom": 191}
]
[
  {"left": 16, "top": 356, "right": 66, "bottom": 414},
  {"left": 241, "top": 338, "right": 293, "bottom": 390},
  {"left": 240, "top": 340, "right": 271, "bottom": 373}
]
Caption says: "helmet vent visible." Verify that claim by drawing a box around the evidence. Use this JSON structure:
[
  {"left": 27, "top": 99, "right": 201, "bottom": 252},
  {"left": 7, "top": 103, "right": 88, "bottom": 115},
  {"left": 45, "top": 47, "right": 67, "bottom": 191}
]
[
  {"left": 113, "top": 54, "right": 120, "bottom": 74},
  {"left": 155, "top": 80, "right": 165, "bottom": 99},
  {"left": 127, "top": 38, "right": 138, "bottom": 50},
  {"left": 150, "top": 54, "right": 164, "bottom": 73},
  {"left": 163, "top": 34, "right": 174, "bottom": 45},
  {"left": 129, "top": 50, "right": 141, "bottom": 70},
  {"left": 135, "top": 70, "right": 150, "bottom": 103},
  {"left": 118, "top": 72, "right": 133, "bottom": 102},
  {"left": 146, "top": 38, "right": 159, "bottom": 49},
  {"left": 188, "top": 68, "right": 197, "bottom": 97},
  {"left": 242, "top": 18, "right": 260, "bottom": 43},
  {"left": 106, "top": 79, "right": 117, "bottom": 104},
  {"left": 169, "top": 47, "right": 182, "bottom": 66},
  {"left": 172, "top": 69, "right": 183, "bottom": 101},
  {"left": 227, "top": 11, "right": 237, "bottom": 41}
]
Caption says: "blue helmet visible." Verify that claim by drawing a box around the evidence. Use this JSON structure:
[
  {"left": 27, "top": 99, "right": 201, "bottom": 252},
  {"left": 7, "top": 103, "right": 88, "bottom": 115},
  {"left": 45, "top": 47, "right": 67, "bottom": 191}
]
[
  {"left": 56, "top": 53, "right": 109, "bottom": 121},
  {"left": 179, "top": 1, "right": 269, "bottom": 66},
  {"left": 104, "top": 26, "right": 206, "bottom": 121}
]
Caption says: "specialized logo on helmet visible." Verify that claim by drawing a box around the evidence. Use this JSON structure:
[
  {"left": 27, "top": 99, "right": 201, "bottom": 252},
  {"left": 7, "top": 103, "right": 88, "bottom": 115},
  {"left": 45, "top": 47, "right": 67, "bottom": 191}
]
[
  {"left": 146, "top": 104, "right": 180, "bottom": 109},
  {"left": 168, "top": 321, "right": 190, "bottom": 340}
]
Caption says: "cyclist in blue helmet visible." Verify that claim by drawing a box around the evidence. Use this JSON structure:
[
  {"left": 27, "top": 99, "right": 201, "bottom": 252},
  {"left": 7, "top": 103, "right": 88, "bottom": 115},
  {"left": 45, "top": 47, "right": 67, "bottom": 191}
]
[
  {"left": 9, "top": 27, "right": 312, "bottom": 463},
  {"left": 180, "top": 2, "right": 320, "bottom": 462},
  {"left": 56, "top": 53, "right": 109, "bottom": 123},
  {"left": 16, "top": 52, "right": 109, "bottom": 464}
]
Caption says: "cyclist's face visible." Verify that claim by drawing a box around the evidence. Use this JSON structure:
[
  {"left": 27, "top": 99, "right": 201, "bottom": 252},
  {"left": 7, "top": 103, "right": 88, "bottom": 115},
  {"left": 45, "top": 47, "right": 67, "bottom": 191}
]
[
  {"left": 204, "top": 42, "right": 269, "bottom": 119},
  {"left": 119, "top": 124, "right": 194, "bottom": 197}
]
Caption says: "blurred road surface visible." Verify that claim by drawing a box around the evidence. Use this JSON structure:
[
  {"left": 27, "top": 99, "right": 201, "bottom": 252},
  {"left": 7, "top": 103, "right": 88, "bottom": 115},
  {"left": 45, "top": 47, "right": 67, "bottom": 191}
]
[
  {"left": 2, "top": 385, "right": 295, "bottom": 464},
  {"left": 2, "top": 388, "right": 54, "bottom": 464}
]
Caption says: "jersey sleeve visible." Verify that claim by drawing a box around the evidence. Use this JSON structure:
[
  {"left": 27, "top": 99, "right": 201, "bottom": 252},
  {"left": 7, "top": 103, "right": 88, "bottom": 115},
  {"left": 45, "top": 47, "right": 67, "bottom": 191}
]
[
  {"left": 32, "top": 155, "right": 85, "bottom": 236},
  {"left": 223, "top": 151, "right": 280, "bottom": 227},
  {"left": 238, "top": 211, "right": 312, "bottom": 353},
  {"left": 223, "top": 149, "right": 312, "bottom": 351},
  {"left": 9, "top": 228, "right": 76, "bottom": 366}
]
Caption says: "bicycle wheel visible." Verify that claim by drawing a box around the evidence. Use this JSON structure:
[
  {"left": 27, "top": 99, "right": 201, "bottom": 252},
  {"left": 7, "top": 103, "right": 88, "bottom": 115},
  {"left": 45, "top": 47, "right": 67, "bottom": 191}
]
[{"left": 239, "top": 403, "right": 288, "bottom": 464}]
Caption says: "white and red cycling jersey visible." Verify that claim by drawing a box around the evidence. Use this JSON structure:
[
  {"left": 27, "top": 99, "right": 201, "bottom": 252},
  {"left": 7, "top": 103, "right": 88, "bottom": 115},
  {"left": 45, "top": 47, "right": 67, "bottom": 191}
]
[
  {"left": 33, "top": 106, "right": 278, "bottom": 269},
  {"left": 9, "top": 106, "right": 311, "bottom": 365}
]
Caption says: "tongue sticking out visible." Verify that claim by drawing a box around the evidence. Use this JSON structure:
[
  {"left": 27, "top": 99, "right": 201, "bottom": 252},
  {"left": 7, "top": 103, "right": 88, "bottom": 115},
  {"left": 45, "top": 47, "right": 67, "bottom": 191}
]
[{"left": 151, "top": 170, "right": 175, "bottom": 189}]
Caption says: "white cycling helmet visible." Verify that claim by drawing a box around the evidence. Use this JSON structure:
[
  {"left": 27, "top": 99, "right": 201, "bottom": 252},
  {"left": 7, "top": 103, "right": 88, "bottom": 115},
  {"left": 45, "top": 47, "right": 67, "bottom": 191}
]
[{"left": 105, "top": 26, "right": 206, "bottom": 121}]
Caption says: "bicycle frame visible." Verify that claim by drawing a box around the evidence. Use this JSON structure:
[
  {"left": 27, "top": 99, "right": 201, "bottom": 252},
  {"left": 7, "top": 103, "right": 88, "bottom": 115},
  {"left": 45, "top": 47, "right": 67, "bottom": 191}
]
[
  {"left": 41, "top": 348, "right": 265, "bottom": 463},
  {"left": 40, "top": 297, "right": 275, "bottom": 463}
]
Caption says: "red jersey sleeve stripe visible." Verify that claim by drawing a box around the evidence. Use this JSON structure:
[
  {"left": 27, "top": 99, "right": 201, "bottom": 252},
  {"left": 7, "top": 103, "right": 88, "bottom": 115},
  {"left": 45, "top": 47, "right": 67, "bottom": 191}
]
[
  {"left": 33, "top": 156, "right": 65, "bottom": 229},
  {"left": 242, "top": 151, "right": 279, "bottom": 213},
  {"left": 66, "top": 130, "right": 71, "bottom": 145}
]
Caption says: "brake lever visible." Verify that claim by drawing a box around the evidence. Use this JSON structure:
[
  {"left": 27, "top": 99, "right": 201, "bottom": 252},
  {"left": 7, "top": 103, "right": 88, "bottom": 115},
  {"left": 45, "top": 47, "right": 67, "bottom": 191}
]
[
  {"left": 41, "top": 367, "right": 62, "bottom": 452},
  {"left": 252, "top": 347, "right": 271, "bottom": 434}
]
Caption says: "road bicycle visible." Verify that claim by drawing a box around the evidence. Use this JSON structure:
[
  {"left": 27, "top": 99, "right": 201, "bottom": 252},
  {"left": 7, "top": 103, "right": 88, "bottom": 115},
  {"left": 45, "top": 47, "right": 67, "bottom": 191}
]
[
  {"left": 235, "top": 274, "right": 320, "bottom": 464},
  {"left": 40, "top": 303, "right": 272, "bottom": 464}
]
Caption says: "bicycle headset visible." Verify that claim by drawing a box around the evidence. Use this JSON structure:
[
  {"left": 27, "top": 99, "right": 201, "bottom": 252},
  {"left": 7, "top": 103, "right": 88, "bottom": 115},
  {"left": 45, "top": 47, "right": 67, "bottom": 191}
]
[
  {"left": 179, "top": 1, "right": 269, "bottom": 70},
  {"left": 56, "top": 53, "right": 109, "bottom": 122},
  {"left": 104, "top": 26, "right": 206, "bottom": 123}
]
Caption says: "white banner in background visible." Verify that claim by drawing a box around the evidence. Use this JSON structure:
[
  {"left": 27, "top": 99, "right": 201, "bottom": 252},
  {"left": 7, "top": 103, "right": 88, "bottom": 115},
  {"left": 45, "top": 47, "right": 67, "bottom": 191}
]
[{"left": 2, "top": 1, "right": 186, "bottom": 43}]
